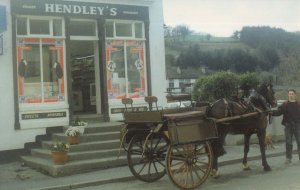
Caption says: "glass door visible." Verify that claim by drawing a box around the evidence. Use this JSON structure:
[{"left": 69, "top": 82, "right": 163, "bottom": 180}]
[{"left": 70, "top": 41, "right": 97, "bottom": 114}]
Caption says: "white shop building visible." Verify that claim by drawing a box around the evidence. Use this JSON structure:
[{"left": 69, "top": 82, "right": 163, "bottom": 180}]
[{"left": 0, "top": 0, "right": 166, "bottom": 152}]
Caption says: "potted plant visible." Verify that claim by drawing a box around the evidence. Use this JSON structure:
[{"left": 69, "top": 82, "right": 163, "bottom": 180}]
[
  {"left": 65, "top": 126, "right": 81, "bottom": 145},
  {"left": 51, "top": 141, "right": 69, "bottom": 164},
  {"left": 72, "top": 116, "right": 88, "bottom": 134}
]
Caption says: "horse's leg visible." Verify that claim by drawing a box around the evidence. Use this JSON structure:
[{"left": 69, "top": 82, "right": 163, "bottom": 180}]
[
  {"left": 257, "top": 129, "right": 271, "bottom": 171},
  {"left": 242, "top": 134, "right": 251, "bottom": 170},
  {"left": 211, "top": 141, "right": 220, "bottom": 178},
  {"left": 211, "top": 154, "right": 219, "bottom": 178}
]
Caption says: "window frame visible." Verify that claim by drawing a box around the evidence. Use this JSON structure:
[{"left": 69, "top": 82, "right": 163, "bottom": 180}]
[
  {"left": 105, "top": 20, "right": 145, "bottom": 40},
  {"left": 105, "top": 20, "right": 147, "bottom": 101},
  {"left": 69, "top": 19, "right": 98, "bottom": 41},
  {"left": 29, "top": 18, "right": 51, "bottom": 36},
  {"left": 15, "top": 16, "right": 67, "bottom": 107},
  {"left": 16, "top": 16, "right": 65, "bottom": 38}
]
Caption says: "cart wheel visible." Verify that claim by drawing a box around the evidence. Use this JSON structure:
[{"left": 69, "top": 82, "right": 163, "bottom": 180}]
[
  {"left": 166, "top": 142, "right": 213, "bottom": 190},
  {"left": 127, "top": 133, "right": 169, "bottom": 182},
  {"left": 121, "top": 140, "right": 129, "bottom": 152}
]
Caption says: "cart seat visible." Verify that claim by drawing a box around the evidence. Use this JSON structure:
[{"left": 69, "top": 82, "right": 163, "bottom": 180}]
[{"left": 164, "top": 110, "right": 205, "bottom": 121}]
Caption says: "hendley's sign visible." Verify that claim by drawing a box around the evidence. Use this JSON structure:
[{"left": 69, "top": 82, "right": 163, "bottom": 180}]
[
  {"left": 44, "top": 4, "right": 117, "bottom": 16},
  {"left": 11, "top": 0, "right": 148, "bottom": 20}
]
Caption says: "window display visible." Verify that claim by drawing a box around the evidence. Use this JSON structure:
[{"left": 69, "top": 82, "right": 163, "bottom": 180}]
[
  {"left": 106, "top": 40, "right": 146, "bottom": 99},
  {"left": 17, "top": 38, "right": 65, "bottom": 103},
  {"left": 16, "top": 16, "right": 65, "bottom": 104}
]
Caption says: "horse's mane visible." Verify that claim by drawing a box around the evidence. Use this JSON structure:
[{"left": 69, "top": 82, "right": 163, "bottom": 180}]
[{"left": 248, "top": 83, "right": 271, "bottom": 111}]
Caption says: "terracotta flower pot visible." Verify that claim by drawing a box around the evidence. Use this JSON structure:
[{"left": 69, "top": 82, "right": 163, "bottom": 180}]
[
  {"left": 68, "top": 136, "right": 80, "bottom": 145},
  {"left": 51, "top": 151, "right": 68, "bottom": 164}
]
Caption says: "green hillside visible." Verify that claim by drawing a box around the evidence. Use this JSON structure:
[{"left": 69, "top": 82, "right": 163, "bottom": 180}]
[{"left": 165, "top": 27, "right": 300, "bottom": 88}]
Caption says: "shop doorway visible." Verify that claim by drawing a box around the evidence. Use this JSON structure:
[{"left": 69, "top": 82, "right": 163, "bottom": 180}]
[{"left": 70, "top": 41, "right": 98, "bottom": 115}]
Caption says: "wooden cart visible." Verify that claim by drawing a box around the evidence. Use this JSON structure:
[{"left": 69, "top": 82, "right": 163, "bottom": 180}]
[
  {"left": 120, "top": 96, "right": 258, "bottom": 189},
  {"left": 120, "top": 96, "right": 216, "bottom": 185}
]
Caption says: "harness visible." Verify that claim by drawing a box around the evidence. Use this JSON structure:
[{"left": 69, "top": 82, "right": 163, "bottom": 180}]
[{"left": 222, "top": 98, "right": 253, "bottom": 118}]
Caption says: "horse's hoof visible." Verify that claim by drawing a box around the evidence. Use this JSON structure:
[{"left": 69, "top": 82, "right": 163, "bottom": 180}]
[
  {"left": 264, "top": 165, "right": 271, "bottom": 171},
  {"left": 242, "top": 163, "right": 251, "bottom": 170},
  {"left": 210, "top": 169, "right": 220, "bottom": 178}
]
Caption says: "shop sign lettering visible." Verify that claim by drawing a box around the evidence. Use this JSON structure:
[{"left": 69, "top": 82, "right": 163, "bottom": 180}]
[
  {"left": 111, "top": 106, "right": 147, "bottom": 114},
  {"left": 45, "top": 4, "right": 117, "bottom": 16},
  {"left": 22, "top": 112, "right": 66, "bottom": 120},
  {"left": 12, "top": 0, "right": 148, "bottom": 20}
]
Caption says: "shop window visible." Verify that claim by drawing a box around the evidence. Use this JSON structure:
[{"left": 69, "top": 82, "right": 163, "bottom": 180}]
[
  {"left": 17, "top": 38, "right": 65, "bottom": 104},
  {"left": 105, "top": 21, "right": 144, "bottom": 39},
  {"left": 53, "top": 19, "right": 63, "bottom": 36},
  {"left": 16, "top": 16, "right": 66, "bottom": 104},
  {"left": 69, "top": 20, "right": 96, "bottom": 36},
  {"left": 16, "top": 17, "right": 27, "bottom": 35},
  {"left": 115, "top": 23, "right": 132, "bottom": 37},
  {"left": 134, "top": 23, "right": 143, "bottom": 38},
  {"left": 105, "top": 20, "right": 146, "bottom": 99},
  {"left": 105, "top": 22, "right": 114, "bottom": 38},
  {"left": 106, "top": 40, "right": 146, "bottom": 99},
  {"left": 24, "top": 45, "right": 41, "bottom": 82},
  {"left": 29, "top": 19, "right": 50, "bottom": 35},
  {"left": 16, "top": 17, "right": 64, "bottom": 37},
  {"left": 42, "top": 43, "right": 61, "bottom": 99},
  {"left": 126, "top": 42, "right": 143, "bottom": 95}
]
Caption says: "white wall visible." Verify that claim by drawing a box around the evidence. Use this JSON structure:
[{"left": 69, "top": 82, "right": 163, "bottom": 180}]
[
  {"left": 0, "top": 0, "right": 46, "bottom": 151},
  {"left": 148, "top": 0, "right": 167, "bottom": 107},
  {"left": 225, "top": 116, "right": 285, "bottom": 146}
]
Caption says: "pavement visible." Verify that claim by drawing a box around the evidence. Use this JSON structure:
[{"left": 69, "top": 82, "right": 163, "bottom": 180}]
[{"left": 0, "top": 141, "right": 295, "bottom": 190}]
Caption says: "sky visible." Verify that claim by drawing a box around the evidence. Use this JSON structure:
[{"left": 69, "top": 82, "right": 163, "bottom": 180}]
[{"left": 163, "top": 0, "right": 300, "bottom": 37}]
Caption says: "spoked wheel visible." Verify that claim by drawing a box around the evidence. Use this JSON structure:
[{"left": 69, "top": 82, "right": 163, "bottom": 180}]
[
  {"left": 166, "top": 141, "right": 213, "bottom": 190},
  {"left": 127, "top": 133, "right": 169, "bottom": 182}
]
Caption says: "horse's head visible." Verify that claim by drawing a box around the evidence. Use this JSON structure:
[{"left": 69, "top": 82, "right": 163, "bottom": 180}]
[{"left": 257, "top": 82, "right": 277, "bottom": 108}]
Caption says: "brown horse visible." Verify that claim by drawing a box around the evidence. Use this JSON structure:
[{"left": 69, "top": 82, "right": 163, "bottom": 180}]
[{"left": 207, "top": 83, "right": 277, "bottom": 176}]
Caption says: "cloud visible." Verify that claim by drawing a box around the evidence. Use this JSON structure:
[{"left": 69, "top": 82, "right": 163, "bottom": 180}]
[{"left": 163, "top": 0, "right": 300, "bottom": 36}]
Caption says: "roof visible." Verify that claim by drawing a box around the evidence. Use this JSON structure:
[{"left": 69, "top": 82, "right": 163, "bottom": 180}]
[{"left": 166, "top": 66, "right": 211, "bottom": 79}]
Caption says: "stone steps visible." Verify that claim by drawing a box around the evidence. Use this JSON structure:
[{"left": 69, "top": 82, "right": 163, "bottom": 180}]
[
  {"left": 21, "top": 155, "right": 128, "bottom": 176},
  {"left": 51, "top": 131, "right": 120, "bottom": 143},
  {"left": 21, "top": 121, "right": 128, "bottom": 177},
  {"left": 31, "top": 147, "right": 126, "bottom": 161}
]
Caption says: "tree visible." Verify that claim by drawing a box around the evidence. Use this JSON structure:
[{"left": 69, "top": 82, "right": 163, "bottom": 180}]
[
  {"left": 174, "top": 25, "right": 192, "bottom": 41},
  {"left": 206, "top": 34, "right": 211, "bottom": 41},
  {"left": 193, "top": 71, "right": 239, "bottom": 102},
  {"left": 239, "top": 73, "right": 259, "bottom": 96},
  {"left": 193, "top": 72, "right": 259, "bottom": 102},
  {"left": 231, "top": 30, "right": 240, "bottom": 40}
]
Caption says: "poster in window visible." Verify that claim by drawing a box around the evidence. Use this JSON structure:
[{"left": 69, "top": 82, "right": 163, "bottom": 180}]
[
  {"left": 16, "top": 38, "right": 65, "bottom": 103},
  {"left": 126, "top": 40, "right": 145, "bottom": 98},
  {"left": 0, "top": 6, "right": 6, "bottom": 55},
  {"left": 106, "top": 40, "right": 146, "bottom": 99},
  {"left": 106, "top": 40, "right": 126, "bottom": 99}
]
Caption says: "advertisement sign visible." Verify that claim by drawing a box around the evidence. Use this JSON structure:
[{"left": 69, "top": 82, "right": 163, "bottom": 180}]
[
  {"left": 11, "top": 0, "right": 148, "bottom": 20},
  {"left": 0, "top": 6, "right": 6, "bottom": 55},
  {"left": 0, "top": 6, "right": 6, "bottom": 33},
  {"left": 106, "top": 40, "right": 146, "bottom": 99}
]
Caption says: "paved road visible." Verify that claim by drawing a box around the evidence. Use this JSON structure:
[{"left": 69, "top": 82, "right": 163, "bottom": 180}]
[{"left": 77, "top": 154, "right": 300, "bottom": 190}]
